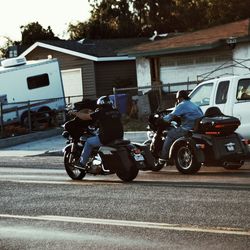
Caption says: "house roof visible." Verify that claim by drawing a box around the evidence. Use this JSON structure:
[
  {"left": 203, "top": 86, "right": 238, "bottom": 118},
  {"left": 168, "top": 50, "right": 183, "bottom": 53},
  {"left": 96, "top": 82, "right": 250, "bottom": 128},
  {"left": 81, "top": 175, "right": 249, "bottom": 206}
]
[
  {"left": 20, "top": 38, "right": 149, "bottom": 62},
  {"left": 119, "top": 19, "right": 250, "bottom": 57}
]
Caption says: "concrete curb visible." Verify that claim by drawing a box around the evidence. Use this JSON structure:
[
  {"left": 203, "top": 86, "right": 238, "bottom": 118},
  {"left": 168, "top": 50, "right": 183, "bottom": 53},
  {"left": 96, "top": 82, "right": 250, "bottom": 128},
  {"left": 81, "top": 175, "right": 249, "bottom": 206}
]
[{"left": 0, "top": 128, "right": 63, "bottom": 149}]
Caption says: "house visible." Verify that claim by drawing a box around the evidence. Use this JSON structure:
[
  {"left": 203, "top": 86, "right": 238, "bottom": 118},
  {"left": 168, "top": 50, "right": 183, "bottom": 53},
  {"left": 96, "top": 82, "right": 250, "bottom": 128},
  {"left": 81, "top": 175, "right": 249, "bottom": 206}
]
[
  {"left": 119, "top": 19, "right": 250, "bottom": 94},
  {"left": 17, "top": 38, "right": 148, "bottom": 101}
]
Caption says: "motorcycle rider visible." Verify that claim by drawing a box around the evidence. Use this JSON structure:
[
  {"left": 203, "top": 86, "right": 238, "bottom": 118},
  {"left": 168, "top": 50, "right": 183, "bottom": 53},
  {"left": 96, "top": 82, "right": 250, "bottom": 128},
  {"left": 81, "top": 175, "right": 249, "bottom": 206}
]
[
  {"left": 68, "top": 95, "right": 124, "bottom": 169},
  {"left": 64, "top": 98, "right": 97, "bottom": 141},
  {"left": 158, "top": 90, "right": 203, "bottom": 165}
]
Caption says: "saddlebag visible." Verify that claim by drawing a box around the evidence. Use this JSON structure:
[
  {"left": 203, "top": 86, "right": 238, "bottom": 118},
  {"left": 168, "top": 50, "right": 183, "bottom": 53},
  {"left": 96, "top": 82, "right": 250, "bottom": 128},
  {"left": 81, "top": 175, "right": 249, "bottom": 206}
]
[
  {"left": 211, "top": 134, "right": 247, "bottom": 161},
  {"left": 135, "top": 143, "right": 155, "bottom": 169},
  {"left": 196, "top": 115, "right": 240, "bottom": 135},
  {"left": 99, "top": 146, "right": 134, "bottom": 172}
]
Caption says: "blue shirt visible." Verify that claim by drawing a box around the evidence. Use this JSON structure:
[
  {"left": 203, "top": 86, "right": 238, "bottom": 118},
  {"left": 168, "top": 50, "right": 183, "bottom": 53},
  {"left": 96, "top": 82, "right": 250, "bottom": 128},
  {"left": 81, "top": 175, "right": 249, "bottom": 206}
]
[{"left": 163, "top": 100, "right": 203, "bottom": 130}]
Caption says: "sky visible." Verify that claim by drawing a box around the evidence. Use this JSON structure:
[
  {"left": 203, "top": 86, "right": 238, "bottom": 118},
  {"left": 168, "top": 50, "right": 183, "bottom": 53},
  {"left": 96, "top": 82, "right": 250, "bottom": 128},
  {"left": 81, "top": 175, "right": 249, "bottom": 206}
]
[{"left": 0, "top": 0, "right": 92, "bottom": 46}]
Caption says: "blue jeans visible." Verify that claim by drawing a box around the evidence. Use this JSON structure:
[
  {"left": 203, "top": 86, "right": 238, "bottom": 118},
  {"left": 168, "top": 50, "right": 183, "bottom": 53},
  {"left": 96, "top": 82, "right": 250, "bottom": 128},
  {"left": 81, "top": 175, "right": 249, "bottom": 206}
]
[
  {"left": 161, "top": 127, "right": 188, "bottom": 159},
  {"left": 80, "top": 135, "right": 102, "bottom": 166}
]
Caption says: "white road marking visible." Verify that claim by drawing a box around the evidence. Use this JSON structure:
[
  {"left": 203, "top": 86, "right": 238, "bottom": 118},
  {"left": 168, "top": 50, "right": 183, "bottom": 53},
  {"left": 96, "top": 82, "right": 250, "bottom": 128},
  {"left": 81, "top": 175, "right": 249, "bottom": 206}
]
[
  {"left": 0, "top": 214, "right": 249, "bottom": 236},
  {"left": 2, "top": 179, "right": 119, "bottom": 185}
]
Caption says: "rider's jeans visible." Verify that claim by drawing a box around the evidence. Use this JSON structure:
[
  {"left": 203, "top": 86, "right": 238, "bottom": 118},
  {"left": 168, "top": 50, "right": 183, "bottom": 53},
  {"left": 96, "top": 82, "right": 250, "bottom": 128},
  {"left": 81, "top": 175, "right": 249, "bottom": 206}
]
[
  {"left": 80, "top": 135, "right": 102, "bottom": 166},
  {"left": 161, "top": 127, "right": 188, "bottom": 159}
]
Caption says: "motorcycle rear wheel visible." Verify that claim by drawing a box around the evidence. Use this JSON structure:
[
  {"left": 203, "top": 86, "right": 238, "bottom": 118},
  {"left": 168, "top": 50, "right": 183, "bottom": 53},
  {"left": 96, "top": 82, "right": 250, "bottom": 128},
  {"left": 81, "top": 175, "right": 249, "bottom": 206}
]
[
  {"left": 64, "top": 149, "right": 86, "bottom": 180},
  {"left": 175, "top": 144, "right": 201, "bottom": 174},
  {"left": 116, "top": 163, "right": 139, "bottom": 182}
]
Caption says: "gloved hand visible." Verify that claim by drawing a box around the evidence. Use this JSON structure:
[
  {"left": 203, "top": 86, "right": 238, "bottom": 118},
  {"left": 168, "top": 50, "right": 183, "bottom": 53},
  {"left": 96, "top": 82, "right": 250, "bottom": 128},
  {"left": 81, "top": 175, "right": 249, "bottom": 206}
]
[{"left": 155, "top": 117, "right": 166, "bottom": 127}]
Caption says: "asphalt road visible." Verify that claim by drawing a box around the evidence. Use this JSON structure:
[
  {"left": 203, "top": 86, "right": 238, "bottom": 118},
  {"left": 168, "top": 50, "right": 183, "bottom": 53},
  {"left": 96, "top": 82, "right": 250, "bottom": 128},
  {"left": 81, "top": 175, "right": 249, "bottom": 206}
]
[{"left": 0, "top": 156, "right": 249, "bottom": 250}]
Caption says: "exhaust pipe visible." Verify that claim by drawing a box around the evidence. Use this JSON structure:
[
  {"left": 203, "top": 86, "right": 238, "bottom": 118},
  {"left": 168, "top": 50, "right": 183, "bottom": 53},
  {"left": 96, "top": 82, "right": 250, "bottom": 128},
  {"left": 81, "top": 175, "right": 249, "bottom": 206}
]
[{"left": 223, "top": 161, "right": 242, "bottom": 167}]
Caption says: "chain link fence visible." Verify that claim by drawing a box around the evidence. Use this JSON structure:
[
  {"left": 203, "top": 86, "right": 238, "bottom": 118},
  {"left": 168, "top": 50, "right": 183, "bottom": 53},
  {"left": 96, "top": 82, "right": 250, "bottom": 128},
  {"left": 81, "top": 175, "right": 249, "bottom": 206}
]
[
  {"left": 0, "top": 95, "right": 85, "bottom": 138},
  {"left": 0, "top": 82, "right": 198, "bottom": 138},
  {"left": 112, "top": 82, "right": 197, "bottom": 130}
]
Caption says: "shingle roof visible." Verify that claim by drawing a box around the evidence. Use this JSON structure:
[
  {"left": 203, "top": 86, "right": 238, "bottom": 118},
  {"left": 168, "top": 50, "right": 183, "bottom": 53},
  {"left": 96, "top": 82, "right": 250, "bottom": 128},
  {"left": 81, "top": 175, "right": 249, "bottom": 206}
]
[
  {"left": 119, "top": 19, "right": 250, "bottom": 57},
  {"left": 39, "top": 38, "right": 149, "bottom": 57}
]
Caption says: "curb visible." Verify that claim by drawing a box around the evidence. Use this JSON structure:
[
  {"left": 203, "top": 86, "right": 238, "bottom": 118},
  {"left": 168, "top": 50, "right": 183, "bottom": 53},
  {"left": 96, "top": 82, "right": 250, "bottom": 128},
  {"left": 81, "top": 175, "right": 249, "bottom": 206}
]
[
  {"left": 29, "top": 131, "right": 148, "bottom": 157},
  {"left": 0, "top": 128, "right": 63, "bottom": 149}
]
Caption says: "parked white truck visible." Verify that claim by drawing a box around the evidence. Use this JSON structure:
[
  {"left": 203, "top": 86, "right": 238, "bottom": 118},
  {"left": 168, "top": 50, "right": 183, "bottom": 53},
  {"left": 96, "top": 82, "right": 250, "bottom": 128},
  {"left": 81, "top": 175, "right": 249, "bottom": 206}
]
[
  {"left": 189, "top": 74, "right": 250, "bottom": 139},
  {"left": 0, "top": 57, "right": 66, "bottom": 127}
]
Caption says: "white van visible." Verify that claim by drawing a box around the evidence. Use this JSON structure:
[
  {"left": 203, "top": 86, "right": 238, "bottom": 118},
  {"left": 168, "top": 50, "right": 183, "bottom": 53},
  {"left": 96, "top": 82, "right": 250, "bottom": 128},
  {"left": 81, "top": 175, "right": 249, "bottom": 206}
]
[{"left": 189, "top": 74, "right": 250, "bottom": 139}]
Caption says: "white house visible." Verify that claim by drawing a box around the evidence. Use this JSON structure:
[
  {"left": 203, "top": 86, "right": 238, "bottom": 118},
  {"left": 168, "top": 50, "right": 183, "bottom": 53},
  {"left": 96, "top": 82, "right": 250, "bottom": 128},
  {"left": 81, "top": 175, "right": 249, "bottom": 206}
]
[{"left": 119, "top": 19, "right": 250, "bottom": 94}]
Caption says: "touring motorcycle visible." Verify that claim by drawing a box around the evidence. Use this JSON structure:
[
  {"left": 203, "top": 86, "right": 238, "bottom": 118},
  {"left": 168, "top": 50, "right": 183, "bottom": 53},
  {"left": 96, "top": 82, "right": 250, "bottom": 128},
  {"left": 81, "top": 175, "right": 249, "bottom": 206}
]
[
  {"left": 146, "top": 107, "right": 249, "bottom": 174},
  {"left": 62, "top": 103, "right": 149, "bottom": 182}
]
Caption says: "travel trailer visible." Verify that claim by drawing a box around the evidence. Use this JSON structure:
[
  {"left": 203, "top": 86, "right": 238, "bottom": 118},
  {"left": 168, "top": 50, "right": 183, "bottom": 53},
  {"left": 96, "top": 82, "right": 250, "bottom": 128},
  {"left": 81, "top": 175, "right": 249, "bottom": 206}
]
[{"left": 0, "top": 57, "right": 66, "bottom": 127}]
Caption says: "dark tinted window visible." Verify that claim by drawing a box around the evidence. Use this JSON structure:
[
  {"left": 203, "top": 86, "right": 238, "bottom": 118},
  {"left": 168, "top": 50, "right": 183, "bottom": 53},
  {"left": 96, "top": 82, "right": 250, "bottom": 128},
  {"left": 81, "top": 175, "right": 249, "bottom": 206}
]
[
  {"left": 27, "top": 74, "right": 50, "bottom": 89},
  {"left": 215, "top": 81, "right": 229, "bottom": 104},
  {"left": 237, "top": 79, "right": 250, "bottom": 100}
]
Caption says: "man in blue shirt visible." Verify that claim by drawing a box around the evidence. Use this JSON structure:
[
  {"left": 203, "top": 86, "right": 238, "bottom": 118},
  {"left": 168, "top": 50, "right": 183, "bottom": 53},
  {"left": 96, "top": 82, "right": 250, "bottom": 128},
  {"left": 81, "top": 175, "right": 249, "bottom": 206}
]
[{"left": 160, "top": 90, "right": 203, "bottom": 164}]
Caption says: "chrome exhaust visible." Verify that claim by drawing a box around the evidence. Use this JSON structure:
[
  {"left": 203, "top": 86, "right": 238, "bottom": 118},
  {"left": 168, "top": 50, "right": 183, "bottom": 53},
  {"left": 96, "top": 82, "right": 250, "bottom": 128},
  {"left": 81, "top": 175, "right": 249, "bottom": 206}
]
[{"left": 223, "top": 161, "right": 242, "bottom": 167}]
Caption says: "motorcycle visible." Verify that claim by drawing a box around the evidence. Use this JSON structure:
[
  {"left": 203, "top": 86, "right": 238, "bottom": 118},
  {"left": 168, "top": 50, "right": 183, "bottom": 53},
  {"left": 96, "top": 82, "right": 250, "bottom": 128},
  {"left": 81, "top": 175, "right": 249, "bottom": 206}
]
[
  {"left": 62, "top": 117, "right": 147, "bottom": 182},
  {"left": 146, "top": 108, "right": 250, "bottom": 174}
]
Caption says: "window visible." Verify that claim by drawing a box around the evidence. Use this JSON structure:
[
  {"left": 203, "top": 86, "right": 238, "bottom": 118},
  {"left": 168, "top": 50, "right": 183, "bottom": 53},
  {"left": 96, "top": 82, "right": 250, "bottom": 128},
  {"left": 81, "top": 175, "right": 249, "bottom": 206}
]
[
  {"left": 189, "top": 83, "right": 213, "bottom": 106},
  {"left": 196, "top": 56, "right": 213, "bottom": 64},
  {"left": 176, "top": 57, "right": 194, "bottom": 66},
  {"left": 27, "top": 74, "right": 50, "bottom": 89},
  {"left": 237, "top": 79, "right": 250, "bottom": 100},
  {"left": 216, "top": 81, "right": 229, "bottom": 104}
]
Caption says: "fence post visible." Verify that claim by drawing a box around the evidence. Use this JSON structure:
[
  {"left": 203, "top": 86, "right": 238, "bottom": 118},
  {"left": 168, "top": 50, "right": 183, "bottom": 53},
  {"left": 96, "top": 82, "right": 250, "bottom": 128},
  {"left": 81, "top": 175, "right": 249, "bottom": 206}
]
[
  {"left": 112, "top": 87, "right": 117, "bottom": 108},
  {"left": 27, "top": 101, "right": 32, "bottom": 133},
  {"left": 0, "top": 103, "right": 4, "bottom": 138}
]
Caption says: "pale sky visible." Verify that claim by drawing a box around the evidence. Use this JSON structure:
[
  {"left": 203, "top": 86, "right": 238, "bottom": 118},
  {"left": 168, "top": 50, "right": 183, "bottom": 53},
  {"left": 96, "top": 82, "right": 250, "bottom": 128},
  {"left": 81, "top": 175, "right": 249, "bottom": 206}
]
[{"left": 0, "top": 0, "right": 92, "bottom": 46}]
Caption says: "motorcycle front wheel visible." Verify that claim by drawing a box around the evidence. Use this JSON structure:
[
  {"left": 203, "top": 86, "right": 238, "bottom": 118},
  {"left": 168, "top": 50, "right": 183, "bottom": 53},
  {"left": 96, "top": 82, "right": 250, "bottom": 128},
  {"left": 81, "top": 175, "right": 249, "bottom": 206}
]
[
  {"left": 64, "top": 148, "right": 86, "bottom": 180},
  {"left": 174, "top": 144, "right": 201, "bottom": 174}
]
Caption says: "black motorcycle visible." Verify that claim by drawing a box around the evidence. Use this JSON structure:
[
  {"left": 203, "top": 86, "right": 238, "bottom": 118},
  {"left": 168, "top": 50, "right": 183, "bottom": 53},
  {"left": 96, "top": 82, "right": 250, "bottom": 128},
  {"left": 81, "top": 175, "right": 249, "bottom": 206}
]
[
  {"left": 146, "top": 108, "right": 249, "bottom": 174},
  {"left": 62, "top": 123, "right": 148, "bottom": 182}
]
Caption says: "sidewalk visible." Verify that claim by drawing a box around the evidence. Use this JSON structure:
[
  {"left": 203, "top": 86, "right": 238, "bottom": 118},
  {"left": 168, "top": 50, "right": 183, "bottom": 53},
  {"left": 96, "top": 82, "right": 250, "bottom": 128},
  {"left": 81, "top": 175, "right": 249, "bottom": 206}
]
[{"left": 0, "top": 129, "right": 148, "bottom": 157}]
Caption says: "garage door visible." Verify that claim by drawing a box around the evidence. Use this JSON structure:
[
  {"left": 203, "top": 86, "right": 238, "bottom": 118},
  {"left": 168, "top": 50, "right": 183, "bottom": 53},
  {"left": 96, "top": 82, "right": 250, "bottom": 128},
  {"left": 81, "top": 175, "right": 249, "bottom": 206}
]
[{"left": 61, "top": 68, "right": 82, "bottom": 103}]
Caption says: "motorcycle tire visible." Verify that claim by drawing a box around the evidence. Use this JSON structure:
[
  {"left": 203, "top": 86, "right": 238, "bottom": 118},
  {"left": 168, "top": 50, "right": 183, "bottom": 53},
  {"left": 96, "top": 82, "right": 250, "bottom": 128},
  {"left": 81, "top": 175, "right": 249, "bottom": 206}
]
[
  {"left": 116, "top": 163, "right": 139, "bottom": 182},
  {"left": 151, "top": 159, "right": 165, "bottom": 171},
  {"left": 174, "top": 144, "right": 201, "bottom": 174},
  {"left": 64, "top": 148, "right": 86, "bottom": 180}
]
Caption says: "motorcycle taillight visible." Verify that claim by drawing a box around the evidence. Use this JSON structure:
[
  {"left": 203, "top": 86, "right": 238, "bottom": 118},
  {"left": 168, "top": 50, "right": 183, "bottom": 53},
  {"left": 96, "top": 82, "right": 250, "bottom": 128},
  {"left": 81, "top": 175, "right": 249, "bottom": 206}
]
[{"left": 133, "top": 148, "right": 141, "bottom": 154}]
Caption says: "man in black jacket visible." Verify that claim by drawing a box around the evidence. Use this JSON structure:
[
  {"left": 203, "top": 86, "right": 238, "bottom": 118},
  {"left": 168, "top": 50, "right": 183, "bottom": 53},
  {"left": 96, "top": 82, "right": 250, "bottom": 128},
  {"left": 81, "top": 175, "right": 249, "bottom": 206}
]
[{"left": 69, "top": 95, "right": 124, "bottom": 168}]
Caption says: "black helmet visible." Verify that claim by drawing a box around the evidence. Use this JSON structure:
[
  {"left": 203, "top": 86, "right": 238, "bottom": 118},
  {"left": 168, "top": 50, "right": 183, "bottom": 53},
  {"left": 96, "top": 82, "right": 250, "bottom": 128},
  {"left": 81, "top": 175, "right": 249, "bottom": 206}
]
[
  {"left": 96, "top": 95, "right": 113, "bottom": 107},
  {"left": 176, "top": 90, "right": 190, "bottom": 100}
]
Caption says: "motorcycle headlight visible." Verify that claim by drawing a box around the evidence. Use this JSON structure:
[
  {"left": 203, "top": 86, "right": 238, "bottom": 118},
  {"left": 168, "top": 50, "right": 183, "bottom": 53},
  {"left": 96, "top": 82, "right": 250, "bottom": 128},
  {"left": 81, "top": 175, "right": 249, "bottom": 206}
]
[{"left": 62, "top": 131, "right": 70, "bottom": 139}]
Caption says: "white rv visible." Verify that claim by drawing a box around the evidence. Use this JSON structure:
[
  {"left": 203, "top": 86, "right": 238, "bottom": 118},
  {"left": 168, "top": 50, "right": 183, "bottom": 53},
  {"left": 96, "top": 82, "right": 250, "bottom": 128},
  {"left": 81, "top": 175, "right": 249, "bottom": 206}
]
[{"left": 0, "top": 57, "right": 66, "bottom": 127}]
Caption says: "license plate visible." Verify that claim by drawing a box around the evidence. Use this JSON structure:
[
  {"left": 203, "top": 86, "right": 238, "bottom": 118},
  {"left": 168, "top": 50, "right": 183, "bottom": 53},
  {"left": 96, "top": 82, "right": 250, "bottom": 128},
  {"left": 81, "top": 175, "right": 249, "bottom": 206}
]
[
  {"left": 225, "top": 142, "right": 235, "bottom": 152},
  {"left": 134, "top": 154, "right": 145, "bottom": 161}
]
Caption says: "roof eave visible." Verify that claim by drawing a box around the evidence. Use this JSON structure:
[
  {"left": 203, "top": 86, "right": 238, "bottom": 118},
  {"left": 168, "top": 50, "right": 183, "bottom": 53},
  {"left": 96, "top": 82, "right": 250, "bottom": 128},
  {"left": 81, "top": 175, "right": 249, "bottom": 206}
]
[
  {"left": 120, "top": 40, "right": 224, "bottom": 57},
  {"left": 20, "top": 42, "right": 135, "bottom": 62}
]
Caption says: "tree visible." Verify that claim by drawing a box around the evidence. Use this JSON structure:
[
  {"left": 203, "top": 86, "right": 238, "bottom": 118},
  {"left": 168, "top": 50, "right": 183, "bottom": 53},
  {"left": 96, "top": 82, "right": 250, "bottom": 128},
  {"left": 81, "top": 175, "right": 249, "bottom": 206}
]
[
  {"left": 0, "top": 36, "right": 20, "bottom": 59},
  {"left": 20, "top": 22, "right": 59, "bottom": 46},
  {"left": 67, "top": 0, "right": 250, "bottom": 39},
  {"left": 68, "top": 0, "right": 139, "bottom": 39}
]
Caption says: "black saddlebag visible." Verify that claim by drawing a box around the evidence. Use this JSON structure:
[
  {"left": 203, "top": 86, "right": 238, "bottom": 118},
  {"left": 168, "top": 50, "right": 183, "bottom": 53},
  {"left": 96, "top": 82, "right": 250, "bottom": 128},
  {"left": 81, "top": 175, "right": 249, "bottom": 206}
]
[
  {"left": 196, "top": 115, "right": 240, "bottom": 135},
  {"left": 211, "top": 134, "right": 247, "bottom": 160},
  {"left": 102, "top": 146, "right": 135, "bottom": 172},
  {"left": 136, "top": 144, "right": 155, "bottom": 169}
]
